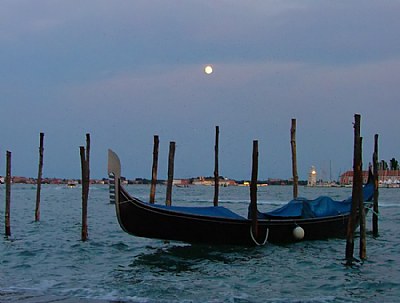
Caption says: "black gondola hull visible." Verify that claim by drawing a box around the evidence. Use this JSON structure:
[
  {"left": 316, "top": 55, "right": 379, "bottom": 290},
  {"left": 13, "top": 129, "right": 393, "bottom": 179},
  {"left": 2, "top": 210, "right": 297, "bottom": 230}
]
[
  {"left": 108, "top": 149, "right": 370, "bottom": 247},
  {"left": 116, "top": 185, "right": 352, "bottom": 246}
]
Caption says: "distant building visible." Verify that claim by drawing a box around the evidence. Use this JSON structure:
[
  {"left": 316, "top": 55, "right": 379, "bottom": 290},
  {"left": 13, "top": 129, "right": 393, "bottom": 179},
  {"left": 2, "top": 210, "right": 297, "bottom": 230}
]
[
  {"left": 191, "top": 176, "right": 237, "bottom": 186},
  {"left": 192, "top": 177, "right": 213, "bottom": 186},
  {"left": 219, "top": 178, "right": 237, "bottom": 186},
  {"left": 339, "top": 171, "right": 370, "bottom": 185},
  {"left": 340, "top": 170, "right": 400, "bottom": 187},
  {"left": 173, "top": 179, "right": 191, "bottom": 186},
  {"left": 307, "top": 166, "right": 317, "bottom": 187}
]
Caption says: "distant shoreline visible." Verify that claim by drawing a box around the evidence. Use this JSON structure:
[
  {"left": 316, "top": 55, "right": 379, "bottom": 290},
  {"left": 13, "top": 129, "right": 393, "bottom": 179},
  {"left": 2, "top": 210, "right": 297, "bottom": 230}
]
[{"left": 0, "top": 175, "right": 313, "bottom": 187}]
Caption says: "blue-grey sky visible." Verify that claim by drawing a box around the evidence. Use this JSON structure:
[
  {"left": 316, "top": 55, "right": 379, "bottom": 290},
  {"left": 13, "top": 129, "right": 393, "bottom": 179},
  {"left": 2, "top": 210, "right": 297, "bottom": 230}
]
[{"left": 1, "top": 1, "right": 399, "bottom": 181}]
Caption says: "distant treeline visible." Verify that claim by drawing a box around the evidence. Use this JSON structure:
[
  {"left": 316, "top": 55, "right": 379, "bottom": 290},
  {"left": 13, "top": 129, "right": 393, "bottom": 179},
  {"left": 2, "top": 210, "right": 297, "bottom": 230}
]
[{"left": 379, "top": 158, "right": 399, "bottom": 171}]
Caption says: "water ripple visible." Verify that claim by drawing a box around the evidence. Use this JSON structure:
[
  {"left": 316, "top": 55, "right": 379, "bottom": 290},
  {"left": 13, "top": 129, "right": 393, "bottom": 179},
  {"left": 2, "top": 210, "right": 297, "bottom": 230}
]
[{"left": 0, "top": 184, "right": 399, "bottom": 303}]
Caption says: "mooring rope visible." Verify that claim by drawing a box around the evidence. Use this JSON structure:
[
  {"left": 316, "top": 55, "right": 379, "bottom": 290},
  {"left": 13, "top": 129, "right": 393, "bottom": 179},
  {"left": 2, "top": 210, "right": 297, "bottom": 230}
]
[
  {"left": 369, "top": 209, "right": 380, "bottom": 217},
  {"left": 250, "top": 226, "right": 269, "bottom": 246}
]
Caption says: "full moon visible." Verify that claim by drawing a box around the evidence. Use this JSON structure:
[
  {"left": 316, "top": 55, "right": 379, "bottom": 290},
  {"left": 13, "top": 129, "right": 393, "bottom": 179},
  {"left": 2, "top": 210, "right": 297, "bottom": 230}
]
[{"left": 204, "top": 65, "right": 213, "bottom": 75}]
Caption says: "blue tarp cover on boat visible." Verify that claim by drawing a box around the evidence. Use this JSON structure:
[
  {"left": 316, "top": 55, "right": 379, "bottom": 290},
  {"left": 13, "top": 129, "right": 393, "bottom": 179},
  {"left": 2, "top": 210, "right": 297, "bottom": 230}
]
[
  {"left": 264, "top": 196, "right": 350, "bottom": 218},
  {"left": 260, "top": 182, "right": 374, "bottom": 219},
  {"left": 141, "top": 181, "right": 374, "bottom": 221},
  {"left": 148, "top": 203, "right": 246, "bottom": 220}
]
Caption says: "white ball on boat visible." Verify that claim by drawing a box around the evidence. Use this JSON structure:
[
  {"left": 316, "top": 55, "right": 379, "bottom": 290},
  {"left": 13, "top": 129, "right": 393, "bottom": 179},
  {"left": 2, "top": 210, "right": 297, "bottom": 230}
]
[{"left": 293, "top": 226, "right": 305, "bottom": 240}]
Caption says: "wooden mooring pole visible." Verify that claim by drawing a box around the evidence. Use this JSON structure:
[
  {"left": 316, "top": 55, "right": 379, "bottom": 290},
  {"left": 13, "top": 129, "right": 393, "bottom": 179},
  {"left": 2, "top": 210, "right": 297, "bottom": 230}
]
[
  {"left": 149, "top": 135, "right": 159, "bottom": 204},
  {"left": 85, "top": 133, "right": 90, "bottom": 186},
  {"left": 346, "top": 114, "right": 363, "bottom": 264},
  {"left": 35, "top": 132, "right": 44, "bottom": 222},
  {"left": 213, "top": 126, "right": 219, "bottom": 207},
  {"left": 166, "top": 141, "right": 175, "bottom": 206},
  {"left": 80, "top": 134, "right": 90, "bottom": 241},
  {"left": 290, "top": 118, "right": 298, "bottom": 199},
  {"left": 250, "top": 140, "right": 259, "bottom": 239},
  {"left": 372, "top": 134, "right": 379, "bottom": 237},
  {"left": 359, "top": 137, "right": 367, "bottom": 260},
  {"left": 85, "top": 133, "right": 90, "bottom": 217},
  {"left": 5, "top": 151, "right": 11, "bottom": 237}
]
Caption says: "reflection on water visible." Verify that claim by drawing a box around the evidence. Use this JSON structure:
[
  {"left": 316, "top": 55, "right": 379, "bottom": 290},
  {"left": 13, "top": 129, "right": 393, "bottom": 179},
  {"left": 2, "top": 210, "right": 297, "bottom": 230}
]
[{"left": 129, "top": 243, "right": 253, "bottom": 273}]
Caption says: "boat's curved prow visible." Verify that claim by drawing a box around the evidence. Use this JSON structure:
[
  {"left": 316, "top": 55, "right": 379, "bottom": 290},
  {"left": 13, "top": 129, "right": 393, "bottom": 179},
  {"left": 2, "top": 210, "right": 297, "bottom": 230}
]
[{"left": 108, "top": 149, "right": 121, "bottom": 205}]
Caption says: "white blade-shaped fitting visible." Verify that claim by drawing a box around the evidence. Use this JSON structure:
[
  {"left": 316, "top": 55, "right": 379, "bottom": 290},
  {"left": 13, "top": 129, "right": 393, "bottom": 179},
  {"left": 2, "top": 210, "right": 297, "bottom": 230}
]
[
  {"left": 108, "top": 149, "right": 121, "bottom": 205},
  {"left": 108, "top": 149, "right": 121, "bottom": 179}
]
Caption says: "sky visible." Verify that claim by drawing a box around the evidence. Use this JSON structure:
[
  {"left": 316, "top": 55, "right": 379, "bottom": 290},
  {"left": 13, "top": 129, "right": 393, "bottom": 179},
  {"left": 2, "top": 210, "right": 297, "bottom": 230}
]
[{"left": 1, "top": 1, "right": 399, "bottom": 181}]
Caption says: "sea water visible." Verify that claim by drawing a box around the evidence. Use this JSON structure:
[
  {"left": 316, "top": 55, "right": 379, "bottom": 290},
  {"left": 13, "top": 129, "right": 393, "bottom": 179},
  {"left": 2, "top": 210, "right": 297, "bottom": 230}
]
[{"left": 0, "top": 184, "right": 399, "bottom": 303}]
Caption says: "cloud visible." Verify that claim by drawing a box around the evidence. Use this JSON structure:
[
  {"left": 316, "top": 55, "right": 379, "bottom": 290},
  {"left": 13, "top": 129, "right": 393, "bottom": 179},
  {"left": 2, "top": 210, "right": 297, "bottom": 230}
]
[{"left": 4, "top": 1, "right": 399, "bottom": 67}]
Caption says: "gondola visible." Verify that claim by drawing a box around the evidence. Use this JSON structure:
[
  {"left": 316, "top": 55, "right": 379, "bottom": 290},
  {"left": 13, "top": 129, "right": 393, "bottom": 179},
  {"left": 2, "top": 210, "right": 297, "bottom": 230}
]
[{"left": 108, "top": 149, "right": 374, "bottom": 246}]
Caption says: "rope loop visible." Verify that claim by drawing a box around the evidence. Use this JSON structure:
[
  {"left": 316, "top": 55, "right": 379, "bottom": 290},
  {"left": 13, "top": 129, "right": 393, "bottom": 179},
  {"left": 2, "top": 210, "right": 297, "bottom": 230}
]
[{"left": 250, "top": 226, "right": 269, "bottom": 246}]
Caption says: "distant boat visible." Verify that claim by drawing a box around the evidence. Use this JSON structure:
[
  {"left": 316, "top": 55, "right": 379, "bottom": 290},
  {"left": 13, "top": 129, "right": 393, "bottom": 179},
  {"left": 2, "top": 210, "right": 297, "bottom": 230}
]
[
  {"left": 108, "top": 149, "right": 375, "bottom": 246},
  {"left": 175, "top": 184, "right": 189, "bottom": 188},
  {"left": 67, "top": 181, "right": 78, "bottom": 188}
]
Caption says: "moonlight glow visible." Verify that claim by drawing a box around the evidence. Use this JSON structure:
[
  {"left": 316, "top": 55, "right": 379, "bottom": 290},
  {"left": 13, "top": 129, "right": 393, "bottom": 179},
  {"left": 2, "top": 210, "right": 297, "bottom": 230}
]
[{"left": 204, "top": 65, "right": 213, "bottom": 74}]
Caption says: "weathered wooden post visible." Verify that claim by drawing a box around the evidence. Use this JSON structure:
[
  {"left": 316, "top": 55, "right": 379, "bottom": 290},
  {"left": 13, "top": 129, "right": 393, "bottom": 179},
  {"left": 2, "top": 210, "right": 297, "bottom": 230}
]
[
  {"left": 358, "top": 137, "right": 367, "bottom": 260},
  {"left": 166, "top": 141, "right": 175, "bottom": 206},
  {"left": 80, "top": 134, "right": 90, "bottom": 241},
  {"left": 85, "top": 133, "right": 90, "bottom": 197},
  {"left": 150, "top": 135, "right": 159, "bottom": 204},
  {"left": 290, "top": 118, "right": 298, "bottom": 199},
  {"left": 250, "top": 140, "right": 259, "bottom": 239},
  {"left": 35, "top": 132, "right": 44, "bottom": 222},
  {"left": 372, "top": 134, "right": 379, "bottom": 237},
  {"left": 213, "top": 126, "right": 219, "bottom": 207},
  {"left": 80, "top": 147, "right": 88, "bottom": 241},
  {"left": 346, "top": 114, "right": 362, "bottom": 264},
  {"left": 5, "top": 151, "right": 11, "bottom": 237}
]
